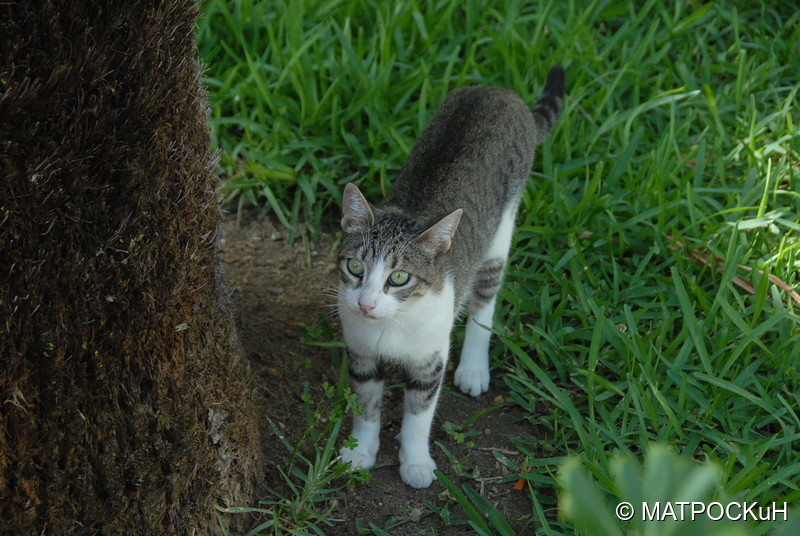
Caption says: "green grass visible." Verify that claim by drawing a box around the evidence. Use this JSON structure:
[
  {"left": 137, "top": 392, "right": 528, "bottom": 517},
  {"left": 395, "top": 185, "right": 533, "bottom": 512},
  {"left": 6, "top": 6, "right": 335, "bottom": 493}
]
[
  {"left": 216, "top": 329, "right": 371, "bottom": 536},
  {"left": 199, "top": 0, "right": 800, "bottom": 534}
]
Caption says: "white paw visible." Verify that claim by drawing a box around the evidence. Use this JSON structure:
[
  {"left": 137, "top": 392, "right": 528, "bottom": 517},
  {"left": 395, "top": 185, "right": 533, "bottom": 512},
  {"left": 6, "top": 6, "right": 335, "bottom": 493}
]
[
  {"left": 340, "top": 444, "right": 377, "bottom": 470},
  {"left": 454, "top": 364, "right": 490, "bottom": 397},
  {"left": 399, "top": 457, "right": 437, "bottom": 489}
]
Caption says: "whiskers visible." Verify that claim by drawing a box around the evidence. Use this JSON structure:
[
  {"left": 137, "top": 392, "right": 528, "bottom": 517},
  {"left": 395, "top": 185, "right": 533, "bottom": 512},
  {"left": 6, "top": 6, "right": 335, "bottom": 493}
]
[
  {"left": 315, "top": 277, "right": 347, "bottom": 323},
  {"left": 376, "top": 305, "right": 416, "bottom": 335}
]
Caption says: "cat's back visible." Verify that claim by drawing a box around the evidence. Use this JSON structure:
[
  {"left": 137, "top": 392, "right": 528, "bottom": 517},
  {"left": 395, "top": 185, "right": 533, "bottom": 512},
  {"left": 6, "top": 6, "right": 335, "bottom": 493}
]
[
  {"left": 440, "top": 85, "right": 531, "bottom": 126},
  {"left": 384, "top": 84, "right": 536, "bottom": 219}
]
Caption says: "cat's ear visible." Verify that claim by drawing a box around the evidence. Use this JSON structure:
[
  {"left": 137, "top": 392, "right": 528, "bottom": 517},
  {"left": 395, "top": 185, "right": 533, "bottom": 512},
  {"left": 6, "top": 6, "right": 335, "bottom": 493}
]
[
  {"left": 341, "top": 183, "right": 375, "bottom": 232},
  {"left": 418, "top": 208, "right": 462, "bottom": 257}
]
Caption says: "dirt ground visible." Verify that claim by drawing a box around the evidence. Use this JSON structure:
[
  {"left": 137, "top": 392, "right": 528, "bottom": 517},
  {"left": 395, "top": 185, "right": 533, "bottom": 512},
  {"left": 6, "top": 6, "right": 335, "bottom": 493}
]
[{"left": 219, "top": 211, "right": 551, "bottom": 535}]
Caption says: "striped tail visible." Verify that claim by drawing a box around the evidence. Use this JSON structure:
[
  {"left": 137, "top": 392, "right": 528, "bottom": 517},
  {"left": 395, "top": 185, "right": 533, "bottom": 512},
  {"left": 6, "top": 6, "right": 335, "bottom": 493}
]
[{"left": 531, "top": 65, "right": 565, "bottom": 145}]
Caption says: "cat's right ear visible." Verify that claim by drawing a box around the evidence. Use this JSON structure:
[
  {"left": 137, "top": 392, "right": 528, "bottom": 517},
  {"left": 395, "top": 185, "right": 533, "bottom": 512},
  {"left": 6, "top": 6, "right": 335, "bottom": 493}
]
[
  {"left": 341, "top": 183, "right": 375, "bottom": 232},
  {"left": 418, "top": 208, "right": 462, "bottom": 258}
]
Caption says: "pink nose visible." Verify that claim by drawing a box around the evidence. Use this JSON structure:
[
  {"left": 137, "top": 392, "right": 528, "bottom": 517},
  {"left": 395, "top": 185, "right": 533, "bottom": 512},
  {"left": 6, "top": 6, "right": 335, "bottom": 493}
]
[{"left": 359, "top": 302, "right": 375, "bottom": 315}]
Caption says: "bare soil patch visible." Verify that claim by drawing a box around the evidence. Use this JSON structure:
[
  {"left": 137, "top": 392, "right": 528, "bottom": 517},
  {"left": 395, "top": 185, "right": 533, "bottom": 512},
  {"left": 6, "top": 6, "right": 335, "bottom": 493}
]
[{"left": 220, "top": 212, "right": 549, "bottom": 535}]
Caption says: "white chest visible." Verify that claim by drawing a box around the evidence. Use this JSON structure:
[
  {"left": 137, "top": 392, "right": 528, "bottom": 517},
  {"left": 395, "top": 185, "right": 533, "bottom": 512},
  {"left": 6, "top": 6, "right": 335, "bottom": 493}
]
[{"left": 339, "top": 278, "right": 455, "bottom": 364}]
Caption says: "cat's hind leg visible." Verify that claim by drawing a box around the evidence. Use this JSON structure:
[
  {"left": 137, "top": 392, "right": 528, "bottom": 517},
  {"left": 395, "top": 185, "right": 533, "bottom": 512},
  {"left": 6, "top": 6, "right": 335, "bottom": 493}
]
[
  {"left": 455, "top": 262, "right": 502, "bottom": 396},
  {"left": 340, "top": 351, "right": 383, "bottom": 469},
  {"left": 455, "top": 209, "right": 515, "bottom": 396}
]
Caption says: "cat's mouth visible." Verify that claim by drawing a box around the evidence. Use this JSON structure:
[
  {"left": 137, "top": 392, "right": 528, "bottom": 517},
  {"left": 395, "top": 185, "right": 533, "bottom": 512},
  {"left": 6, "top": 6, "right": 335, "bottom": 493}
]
[
  {"left": 354, "top": 304, "right": 387, "bottom": 321},
  {"left": 359, "top": 309, "right": 382, "bottom": 320}
]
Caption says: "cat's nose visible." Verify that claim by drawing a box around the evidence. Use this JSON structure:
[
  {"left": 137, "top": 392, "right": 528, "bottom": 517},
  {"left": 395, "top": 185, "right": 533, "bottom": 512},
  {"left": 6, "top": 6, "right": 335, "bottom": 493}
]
[{"left": 359, "top": 302, "right": 375, "bottom": 315}]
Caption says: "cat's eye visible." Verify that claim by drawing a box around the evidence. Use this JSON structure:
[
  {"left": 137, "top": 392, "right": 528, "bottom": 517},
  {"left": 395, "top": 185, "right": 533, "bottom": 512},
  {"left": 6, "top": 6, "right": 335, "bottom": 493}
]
[
  {"left": 346, "top": 258, "right": 364, "bottom": 277},
  {"left": 388, "top": 270, "right": 410, "bottom": 287}
]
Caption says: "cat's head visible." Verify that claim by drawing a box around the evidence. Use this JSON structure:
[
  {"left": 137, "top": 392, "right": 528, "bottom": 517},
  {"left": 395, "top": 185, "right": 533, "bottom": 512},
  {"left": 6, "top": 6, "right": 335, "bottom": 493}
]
[{"left": 337, "top": 183, "right": 461, "bottom": 320}]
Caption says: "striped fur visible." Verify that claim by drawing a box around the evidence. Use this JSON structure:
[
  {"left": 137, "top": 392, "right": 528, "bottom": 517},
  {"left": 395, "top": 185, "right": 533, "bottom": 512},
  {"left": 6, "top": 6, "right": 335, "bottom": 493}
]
[
  {"left": 404, "top": 352, "right": 446, "bottom": 415},
  {"left": 338, "top": 66, "right": 565, "bottom": 488},
  {"left": 471, "top": 257, "right": 506, "bottom": 307}
]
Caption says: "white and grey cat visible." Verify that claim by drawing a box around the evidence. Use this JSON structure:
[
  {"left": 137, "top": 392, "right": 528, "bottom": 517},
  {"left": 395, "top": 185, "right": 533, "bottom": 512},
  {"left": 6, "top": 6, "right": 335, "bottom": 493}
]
[{"left": 336, "top": 66, "right": 565, "bottom": 488}]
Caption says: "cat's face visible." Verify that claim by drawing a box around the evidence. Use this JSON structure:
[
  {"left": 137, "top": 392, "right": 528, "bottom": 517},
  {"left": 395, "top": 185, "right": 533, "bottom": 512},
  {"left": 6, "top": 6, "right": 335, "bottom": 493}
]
[
  {"left": 337, "top": 183, "right": 461, "bottom": 321},
  {"left": 338, "top": 236, "right": 427, "bottom": 320}
]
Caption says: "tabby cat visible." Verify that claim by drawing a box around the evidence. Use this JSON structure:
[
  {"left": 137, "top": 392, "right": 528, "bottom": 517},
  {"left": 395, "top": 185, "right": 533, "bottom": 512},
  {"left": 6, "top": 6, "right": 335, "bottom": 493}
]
[{"left": 336, "top": 66, "right": 565, "bottom": 488}]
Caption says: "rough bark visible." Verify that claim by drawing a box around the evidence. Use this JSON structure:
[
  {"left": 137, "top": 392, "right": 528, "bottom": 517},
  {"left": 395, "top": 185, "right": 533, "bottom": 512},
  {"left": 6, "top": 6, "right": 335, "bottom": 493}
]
[{"left": 1, "top": 1, "right": 261, "bottom": 533}]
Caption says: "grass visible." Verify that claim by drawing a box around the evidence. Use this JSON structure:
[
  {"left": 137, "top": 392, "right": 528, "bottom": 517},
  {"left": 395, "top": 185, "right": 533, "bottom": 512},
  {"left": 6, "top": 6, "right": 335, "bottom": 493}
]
[
  {"left": 216, "top": 325, "right": 371, "bottom": 536},
  {"left": 199, "top": 0, "right": 800, "bottom": 534}
]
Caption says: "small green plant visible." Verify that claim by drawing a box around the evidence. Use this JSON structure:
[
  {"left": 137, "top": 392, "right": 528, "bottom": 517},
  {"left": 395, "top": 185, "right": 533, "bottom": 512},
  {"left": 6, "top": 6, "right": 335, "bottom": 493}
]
[
  {"left": 441, "top": 421, "right": 478, "bottom": 447},
  {"left": 435, "top": 442, "right": 479, "bottom": 480},
  {"left": 216, "top": 374, "right": 369, "bottom": 535},
  {"left": 433, "top": 470, "right": 517, "bottom": 536},
  {"left": 439, "top": 396, "right": 508, "bottom": 449}
]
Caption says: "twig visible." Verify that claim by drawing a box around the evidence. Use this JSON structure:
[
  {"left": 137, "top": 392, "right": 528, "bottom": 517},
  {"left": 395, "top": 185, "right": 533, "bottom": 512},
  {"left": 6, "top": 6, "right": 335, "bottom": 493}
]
[{"left": 667, "top": 235, "right": 800, "bottom": 308}]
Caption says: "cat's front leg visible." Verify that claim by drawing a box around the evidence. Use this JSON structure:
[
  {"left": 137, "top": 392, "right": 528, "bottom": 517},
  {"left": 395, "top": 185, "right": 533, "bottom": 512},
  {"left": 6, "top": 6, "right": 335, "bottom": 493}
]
[
  {"left": 399, "top": 350, "right": 446, "bottom": 488},
  {"left": 340, "top": 351, "right": 383, "bottom": 469}
]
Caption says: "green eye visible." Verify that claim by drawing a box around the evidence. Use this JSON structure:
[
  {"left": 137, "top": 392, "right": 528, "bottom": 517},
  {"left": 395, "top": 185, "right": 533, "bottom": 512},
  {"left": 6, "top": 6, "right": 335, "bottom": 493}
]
[
  {"left": 346, "top": 258, "right": 364, "bottom": 277},
  {"left": 388, "top": 270, "right": 410, "bottom": 287}
]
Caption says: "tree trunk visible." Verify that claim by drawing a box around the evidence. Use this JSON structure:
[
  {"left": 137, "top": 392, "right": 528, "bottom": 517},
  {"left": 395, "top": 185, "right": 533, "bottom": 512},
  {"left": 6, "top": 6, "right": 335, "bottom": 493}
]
[{"left": 1, "top": 1, "right": 262, "bottom": 533}]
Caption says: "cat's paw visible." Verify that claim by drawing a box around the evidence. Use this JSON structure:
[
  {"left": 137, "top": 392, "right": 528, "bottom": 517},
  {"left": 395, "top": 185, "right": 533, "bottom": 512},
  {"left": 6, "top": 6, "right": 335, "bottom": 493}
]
[
  {"left": 454, "top": 364, "right": 490, "bottom": 397},
  {"left": 398, "top": 444, "right": 437, "bottom": 488},
  {"left": 340, "top": 444, "right": 377, "bottom": 470},
  {"left": 399, "top": 457, "right": 437, "bottom": 489}
]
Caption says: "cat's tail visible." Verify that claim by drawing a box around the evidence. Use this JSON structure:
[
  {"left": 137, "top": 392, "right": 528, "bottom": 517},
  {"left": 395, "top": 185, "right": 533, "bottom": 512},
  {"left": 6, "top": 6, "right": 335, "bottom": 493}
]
[{"left": 531, "top": 65, "right": 565, "bottom": 146}]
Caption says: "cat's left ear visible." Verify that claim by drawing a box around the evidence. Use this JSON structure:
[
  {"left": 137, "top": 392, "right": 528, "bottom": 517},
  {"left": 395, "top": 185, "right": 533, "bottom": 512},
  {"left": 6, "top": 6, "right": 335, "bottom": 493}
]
[
  {"left": 418, "top": 209, "right": 462, "bottom": 257},
  {"left": 341, "top": 183, "right": 375, "bottom": 232}
]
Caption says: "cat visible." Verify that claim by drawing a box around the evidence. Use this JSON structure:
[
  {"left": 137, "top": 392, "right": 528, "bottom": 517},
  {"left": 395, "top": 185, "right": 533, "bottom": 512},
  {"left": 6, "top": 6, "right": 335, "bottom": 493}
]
[{"left": 336, "top": 65, "right": 565, "bottom": 488}]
